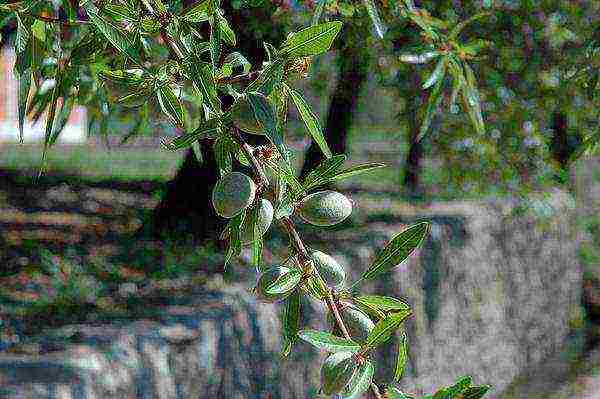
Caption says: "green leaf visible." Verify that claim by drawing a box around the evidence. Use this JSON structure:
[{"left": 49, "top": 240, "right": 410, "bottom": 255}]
[
  {"left": 286, "top": 85, "right": 331, "bottom": 158},
  {"left": 281, "top": 289, "right": 301, "bottom": 357},
  {"left": 423, "top": 57, "right": 447, "bottom": 89},
  {"left": 245, "top": 59, "right": 285, "bottom": 95},
  {"left": 99, "top": 69, "right": 144, "bottom": 85},
  {"left": 461, "top": 62, "right": 485, "bottom": 134},
  {"left": 83, "top": 2, "right": 141, "bottom": 64},
  {"left": 463, "top": 386, "right": 491, "bottom": 399},
  {"left": 417, "top": 72, "right": 444, "bottom": 142},
  {"left": 393, "top": 330, "right": 408, "bottom": 382},
  {"left": 362, "top": 0, "right": 387, "bottom": 39},
  {"left": 209, "top": 15, "right": 221, "bottom": 68},
  {"left": 302, "top": 154, "right": 347, "bottom": 191},
  {"left": 187, "top": 59, "right": 221, "bottom": 112},
  {"left": 327, "top": 162, "right": 387, "bottom": 184},
  {"left": 51, "top": 95, "right": 75, "bottom": 143},
  {"left": 399, "top": 51, "right": 439, "bottom": 64},
  {"left": 280, "top": 21, "right": 343, "bottom": 59},
  {"left": 15, "top": 13, "right": 30, "bottom": 54},
  {"left": 160, "top": 118, "right": 220, "bottom": 150},
  {"left": 213, "top": 136, "right": 233, "bottom": 176},
  {"left": 446, "top": 376, "right": 473, "bottom": 397},
  {"left": 182, "top": 0, "right": 210, "bottom": 22},
  {"left": 157, "top": 85, "right": 185, "bottom": 127},
  {"left": 191, "top": 140, "right": 203, "bottom": 164},
  {"left": 386, "top": 386, "right": 415, "bottom": 399},
  {"left": 355, "top": 295, "right": 411, "bottom": 313},
  {"left": 223, "top": 52, "right": 251, "bottom": 75},
  {"left": 246, "top": 92, "right": 288, "bottom": 163},
  {"left": 265, "top": 268, "right": 302, "bottom": 295},
  {"left": 251, "top": 236, "right": 263, "bottom": 272},
  {"left": 298, "top": 329, "right": 361, "bottom": 353},
  {"left": 224, "top": 210, "right": 245, "bottom": 267},
  {"left": 103, "top": 3, "right": 137, "bottom": 22},
  {"left": 17, "top": 70, "right": 31, "bottom": 144},
  {"left": 359, "top": 222, "right": 430, "bottom": 282},
  {"left": 40, "top": 70, "right": 62, "bottom": 177},
  {"left": 363, "top": 311, "right": 411, "bottom": 352},
  {"left": 218, "top": 13, "right": 235, "bottom": 46},
  {"left": 341, "top": 359, "right": 374, "bottom": 398}
]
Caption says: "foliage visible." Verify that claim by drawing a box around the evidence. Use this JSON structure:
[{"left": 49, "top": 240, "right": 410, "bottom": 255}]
[{"left": 0, "top": 0, "right": 496, "bottom": 397}]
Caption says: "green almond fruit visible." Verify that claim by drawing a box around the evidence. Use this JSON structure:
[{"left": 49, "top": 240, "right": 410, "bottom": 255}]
[
  {"left": 297, "top": 190, "right": 352, "bottom": 227},
  {"left": 309, "top": 250, "right": 345, "bottom": 287},
  {"left": 321, "top": 352, "right": 358, "bottom": 396},
  {"left": 212, "top": 172, "right": 257, "bottom": 218},
  {"left": 240, "top": 199, "right": 274, "bottom": 244},
  {"left": 256, "top": 266, "right": 300, "bottom": 302},
  {"left": 230, "top": 94, "right": 266, "bottom": 135},
  {"left": 328, "top": 304, "right": 375, "bottom": 343}
]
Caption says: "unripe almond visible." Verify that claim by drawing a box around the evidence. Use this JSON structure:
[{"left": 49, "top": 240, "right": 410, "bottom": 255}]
[
  {"left": 321, "top": 352, "right": 358, "bottom": 395},
  {"left": 240, "top": 199, "right": 274, "bottom": 244},
  {"left": 212, "top": 172, "right": 256, "bottom": 218},
  {"left": 230, "top": 94, "right": 266, "bottom": 135},
  {"left": 329, "top": 304, "right": 375, "bottom": 343},
  {"left": 297, "top": 190, "right": 352, "bottom": 227},
  {"left": 256, "top": 266, "right": 300, "bottom": 302},
  {"left": 309, "top": 250, "right": 345, "bottom": 287}
]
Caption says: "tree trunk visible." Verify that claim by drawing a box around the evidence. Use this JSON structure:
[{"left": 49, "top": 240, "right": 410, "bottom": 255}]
[
  {"left": 299, "top": 24, "right": 371, "bottom": 178},
  {"left": 141, "top": 3, "right": 283, "bottom": 242}
]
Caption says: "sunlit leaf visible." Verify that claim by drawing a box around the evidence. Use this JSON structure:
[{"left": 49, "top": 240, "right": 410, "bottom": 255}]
[
  {"left": 362, "top": 0, "right": 387, "bottom": 39},
  {"left": 287, "top": 85, "right": 331, "bottom": 158},
  {"left": 157, "top": 84, "right": 185, "bottom": 127},
  {"left": 363, "top": 311, "right": 411, "bottom": 352},
  {"left": 394, "top": 330, "right": 408, "bottom": 382},
  {"left": 281, "top": 289, "right": 301, "bottom": 357},
  {"left": 359, "top": 222, "right": 430, "bottom": 282},
  {"left": 280, "top": 21, "right": 342, "bottom": 59},
  {"left": 298, "top": 329, "right": 361, "bottom": 353}
]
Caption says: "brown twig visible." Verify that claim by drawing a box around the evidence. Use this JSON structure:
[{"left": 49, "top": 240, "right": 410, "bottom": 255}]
[
  {"left": 216, "top": 70, "right": 261, "bottom": 85},
  {"left": 231, "top": 128, "right": 269, "bottom": 189}
]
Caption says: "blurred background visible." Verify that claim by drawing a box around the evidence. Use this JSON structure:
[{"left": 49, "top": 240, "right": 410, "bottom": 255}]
[{"left": 0, "top": 0, "right": 598, "bottom": 398}]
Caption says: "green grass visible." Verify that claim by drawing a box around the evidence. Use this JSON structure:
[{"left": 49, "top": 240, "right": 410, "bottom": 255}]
[{"left": 0, "top": 144, "right": 182, "bottom": 182}]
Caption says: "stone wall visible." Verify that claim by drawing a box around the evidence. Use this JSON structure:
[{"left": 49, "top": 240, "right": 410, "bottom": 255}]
[{"left": 0, "top": 190, "right": 581, "bottom": 398}]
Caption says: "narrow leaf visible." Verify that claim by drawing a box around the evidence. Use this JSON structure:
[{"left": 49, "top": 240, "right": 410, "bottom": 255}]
[
  {"left": 363, "top": 311, "right": 411, "bottom": 352},
  {"left": 394, "top": 330, "right": 408, "bottom": 382},
  {"left": 247, "top": 92, "right": 288, "bottom": 163},
  {"left": 360, "top": 222, "right": 430, "bottom": 281},
  {"left": 280, "top": 21, "right": 342, "bottom": 59},
  {"left": 17, "top": 70, "right": 31, "bottom": 143},
  {"left": 40, "top": 72, "right": 62, "bottom": 177},
  {"left": 83, "top": 2, "right": 141, "bottom": 64},
  {"left": 298, "top": 330, "right": 361, "bottom": 353},
  {"left": 182, "top": 0, "right": 210, "bottom": 22},
  {"left": 15, "top": 13, "right": 30, "bottom": 54},
  {"left": 50, "top": 95, "right": 75, "bottom": 145},
  {"left": 423, "top": 57, "right": 446, "bottom": 89},
  {"left": 245, "top": 58, "right": 285, "bottom": 95},
  {"left": 157, "top": 85, "right": 185, "bottom": 127},
  {"left": 287, "top": 86, "right": 331, "bottom": 158},
  {"left": 281, "top": 289, "right": 301, "bottom": 357},
  {"left": 187, "top": 60, "right": 221, "bottom": 112},
  {"left": 355, "top": 295, "right": 411, "bottom": 313},
  {"left": 461, "top": 62, "right": 485, "bottom": 134},
  {"left": 342, "top": 359, "right": 374, "bottom": 398},
  {"left": 209, "top": 15, "right": 221, "bottom": 68},
  {"left": 265, "top": 269, "right": 302, "bottom": 295},
  {"left": 327, "top": 162, "right": 387, "bottom": 183},
  {"left": 161, "top": 118, "right": 220, "bottom": 150},
  {"left": 386, "top": 386, "right": 416, "bottom": 399},
  {"left": 463, "top": 386, "right": 491, "bottom": 399},
  {"left": 302, "top": 154, "right": 347, "bottom": 191},
  {"left": 362, "top": 0, "right": 387, "bottom": 39},
  {"left": 218, "top": 14, "right": 235, "bottom": 46},
  {"left": 224, "top": 210, "right": 245, "bottom": 267},
  {"left": 417, "top": 74, "right": 444, "bottom": 142},
  {"left": 311, "top": 0, "right": 327, "bottom": 26}
]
